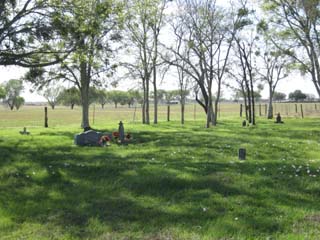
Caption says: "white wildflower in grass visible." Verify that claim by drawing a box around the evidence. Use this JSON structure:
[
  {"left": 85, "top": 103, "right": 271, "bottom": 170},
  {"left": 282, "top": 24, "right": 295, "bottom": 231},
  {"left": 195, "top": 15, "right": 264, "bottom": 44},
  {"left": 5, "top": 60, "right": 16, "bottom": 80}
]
[
  {"left": 32, "top": 171, "right": 35, "bottom": 175},
  {"left": 234, "top": 217, "right": 238, "bottom": 221},
  {"left": 202, "top": 207, "right": 207, "bottom": 212},
  {"left": 26, "top": 175, "right": 29, "bottom": 178}
]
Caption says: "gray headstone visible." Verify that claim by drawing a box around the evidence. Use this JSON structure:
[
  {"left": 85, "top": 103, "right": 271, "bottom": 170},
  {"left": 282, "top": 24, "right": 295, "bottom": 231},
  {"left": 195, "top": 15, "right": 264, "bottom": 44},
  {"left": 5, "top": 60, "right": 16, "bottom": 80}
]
[
  {"left": 238, "top": 148, "right": 246, "bottom": 160},
  {"left": 74, "top": 130, "right": 104, "bottom": 146}
]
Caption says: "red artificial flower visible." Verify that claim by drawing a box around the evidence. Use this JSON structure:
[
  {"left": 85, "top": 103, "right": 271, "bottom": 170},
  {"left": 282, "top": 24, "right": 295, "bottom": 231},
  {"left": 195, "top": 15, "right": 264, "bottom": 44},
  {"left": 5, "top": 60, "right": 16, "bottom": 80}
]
[
  {"left": 112, "top": 132, "right": 119, "bottom": 138},
  {"left": 99, "top": 135, "right": 110, "bottom": 144}
]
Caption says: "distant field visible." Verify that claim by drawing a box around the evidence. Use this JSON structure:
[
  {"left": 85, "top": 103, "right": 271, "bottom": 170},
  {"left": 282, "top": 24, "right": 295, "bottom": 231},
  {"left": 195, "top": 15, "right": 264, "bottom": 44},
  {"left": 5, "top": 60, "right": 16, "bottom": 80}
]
[{"left": 1, "top": 102, "right": 320, "bottom": 128}]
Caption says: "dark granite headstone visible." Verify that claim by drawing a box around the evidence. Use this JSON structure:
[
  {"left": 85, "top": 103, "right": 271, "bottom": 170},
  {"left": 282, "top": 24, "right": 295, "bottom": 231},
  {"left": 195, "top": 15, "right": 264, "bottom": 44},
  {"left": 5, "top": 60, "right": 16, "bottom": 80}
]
[
  {"left": 238, "top": 148, "right": 246, "bottom": 160},
  {"left": 74, "top": 130, "right": 104, "bottom": 146}
]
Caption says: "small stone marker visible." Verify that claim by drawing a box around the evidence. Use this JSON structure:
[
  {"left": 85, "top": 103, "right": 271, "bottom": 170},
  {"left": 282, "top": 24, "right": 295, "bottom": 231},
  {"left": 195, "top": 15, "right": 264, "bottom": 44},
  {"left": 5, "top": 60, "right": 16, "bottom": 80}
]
[
  {"left": 19, "top": 127, "right": 30, "bottom": 135},
  {"left": 238, "top": 148, "right": 246, "bottom": 160},
  {"left": 118, "top": 121, "right": 125, "bottom": 144},
  {"left": 275, "top": 113, "right": 284, "bottom": 124}
]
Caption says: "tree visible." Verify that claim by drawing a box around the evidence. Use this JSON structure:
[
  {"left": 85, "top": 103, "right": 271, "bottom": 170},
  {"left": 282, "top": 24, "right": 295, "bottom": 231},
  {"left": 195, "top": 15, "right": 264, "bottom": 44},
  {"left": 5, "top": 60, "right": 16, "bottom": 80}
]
[
  {"left": 57, "top": 87, "right": 81, "bottom": 109},
  {"left": 256, "top": 23, "right": 289, "bottom": 118},
  {"left": 262, "top": 0, "right": 320, "bottom": 98},
  {"left": 3, "top": 79, "right": 24, "bottom": 110},
  {"left": 0, "top": 86, "right": 5, "bottom": 99},
  {"left": 96, "top": 89, "right": 108, "bottom": 109},
  {"left": 42, "top": 85, "right": 63, "bottom": 109},
  {"left": 273, "top": 91, "right": 286, "bottom": 102},
  {"left": 124, "top": 0, "right": 168, "bottom": 124},
  {"left": 108, "top": 90, "right": 128, "bottom": 108},
  {"left": 127, "top": 89, "right": 143, "bottom": 107},
  {"left": 25, "top": 0, "right": 122, "bottom": 129},
  {"left": 176, "top": 66, "right": 191, "bottom": 124},
  {"left": 0, "top": 0, "right": 68, "bottom": 67},
  {"left": 289, "top": 90, "right": 307, "bottom": 102},
  {"left": 164, "top": 0, "right": 242, "bottom": 127},
  {"left": 14, "top": 96, "right": 25, "bottom": 110}
]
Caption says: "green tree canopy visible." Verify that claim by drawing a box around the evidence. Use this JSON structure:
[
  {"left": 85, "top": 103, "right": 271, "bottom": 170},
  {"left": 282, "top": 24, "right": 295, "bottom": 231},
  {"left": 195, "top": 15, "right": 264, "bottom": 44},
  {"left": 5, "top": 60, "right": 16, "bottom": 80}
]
[
  {"left": 289, "top": 90, "right": 307, "bottom": 102},
  {"left": 3, "top": 79, "right": 24, "bottom": 110},
  {"left": 57, "top": 87, "right": 81, "bottom": 109}
]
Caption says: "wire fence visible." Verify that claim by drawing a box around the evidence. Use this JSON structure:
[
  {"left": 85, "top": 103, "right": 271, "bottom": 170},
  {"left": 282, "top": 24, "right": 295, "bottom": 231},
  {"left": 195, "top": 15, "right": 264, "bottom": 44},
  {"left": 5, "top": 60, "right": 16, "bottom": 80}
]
[{"left": 0, "top": 102, "right": 319, "bottom": 128}]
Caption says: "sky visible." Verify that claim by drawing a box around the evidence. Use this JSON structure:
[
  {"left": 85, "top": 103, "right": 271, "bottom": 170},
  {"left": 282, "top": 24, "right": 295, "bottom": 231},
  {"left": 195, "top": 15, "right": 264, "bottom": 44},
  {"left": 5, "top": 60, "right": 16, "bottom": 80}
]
[{"left": 0, "top": 0, "right": 318, "bottom": 102}]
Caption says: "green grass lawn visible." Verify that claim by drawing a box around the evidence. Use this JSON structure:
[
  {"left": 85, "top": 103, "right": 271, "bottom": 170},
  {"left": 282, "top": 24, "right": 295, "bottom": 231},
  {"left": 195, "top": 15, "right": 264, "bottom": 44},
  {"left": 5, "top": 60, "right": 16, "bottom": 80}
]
[{"left": 1, "top": 107, "right": 320, "bottom": 239}]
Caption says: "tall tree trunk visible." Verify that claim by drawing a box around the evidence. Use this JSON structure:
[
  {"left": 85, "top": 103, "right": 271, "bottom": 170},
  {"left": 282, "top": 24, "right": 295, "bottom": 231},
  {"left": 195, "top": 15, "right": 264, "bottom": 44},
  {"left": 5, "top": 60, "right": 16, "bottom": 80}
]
[
  {"left": 181, "top": 97, "right": 185, "bottom": 125},
  {"left": 245, "top": 80, "right": 252, "bottom": 124},
  {"left": 250, "top": 77, "right": 256, "bottom": 125},
  {"left": 80, "top": 62, "right": 90, "bottom": 130},
  {"left": 153, "top": 71, "right": 158, "bottom": 124},
  {"left": 145, "top": 75, "right": 150, "bottom": 124},
  {"left": 142, "top": 79, "right": 146, "bottom": 124},
  {"left": 213, "top": 79, "right": 222, "bottom": 126},
  {"left": 241, "top": 84, "right": 248, "bottom": 120},
  {"left": 268, "top": 85, "right": 273, "bottom": 119}
]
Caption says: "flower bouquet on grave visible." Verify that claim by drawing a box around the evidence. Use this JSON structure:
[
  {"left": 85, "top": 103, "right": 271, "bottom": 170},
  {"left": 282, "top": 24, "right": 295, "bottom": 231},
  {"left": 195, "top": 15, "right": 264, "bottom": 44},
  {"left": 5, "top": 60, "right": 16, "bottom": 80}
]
[{"left": 99, "top": 135, "right": 111, "bottom": 147}]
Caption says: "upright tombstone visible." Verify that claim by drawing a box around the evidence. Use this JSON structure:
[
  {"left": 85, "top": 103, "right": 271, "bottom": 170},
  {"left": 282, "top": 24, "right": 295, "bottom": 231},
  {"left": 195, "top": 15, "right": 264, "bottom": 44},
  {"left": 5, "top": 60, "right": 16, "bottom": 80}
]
[
  {"left": 118, "top": 121, "right": 125, "bottom": 144},
  {"left": 44, "top": 107, "right": 48, "bottom": 128},
  {"left": 238, "top": 148, "right": 246, "bottom": 160},
  {"left": 275, "top": 112, "right": 284, "bottom": 123}
]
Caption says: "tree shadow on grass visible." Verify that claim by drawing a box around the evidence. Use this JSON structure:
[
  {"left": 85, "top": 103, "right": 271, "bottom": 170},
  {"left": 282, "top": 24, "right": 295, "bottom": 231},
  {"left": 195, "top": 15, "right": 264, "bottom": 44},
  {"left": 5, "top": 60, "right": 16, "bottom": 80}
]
[{"left": 1, "top": 126, "right": 320, "bottom": 238}]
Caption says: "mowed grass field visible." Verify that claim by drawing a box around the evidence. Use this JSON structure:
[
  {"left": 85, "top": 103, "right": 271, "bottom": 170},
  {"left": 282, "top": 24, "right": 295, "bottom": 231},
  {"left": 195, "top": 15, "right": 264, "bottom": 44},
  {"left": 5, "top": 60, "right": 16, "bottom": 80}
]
[{"left": 1, "top": 104, "right": 320, "bottom": 239}]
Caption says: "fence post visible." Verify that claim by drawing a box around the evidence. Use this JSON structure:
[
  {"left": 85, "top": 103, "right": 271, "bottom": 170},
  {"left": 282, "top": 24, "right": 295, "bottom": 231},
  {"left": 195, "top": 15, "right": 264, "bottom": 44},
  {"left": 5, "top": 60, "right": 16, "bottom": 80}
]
[
  {"left": 295, "top": 104, "right": 298, "bottom": 113},
  {"left": 259, "top": 104, "right": 262, "bottom": 116},
  {"left": 300, "top": 104, "right": 304, "bottom": 118},
  {"left": 167, "top": 105, "right": 170, "bottom": 122},
  {"left": 265, "top": 104, "right": 267, "bottom": 116},
  {"left": 44, "top": 107, "right": 48, "bottom": 128}
]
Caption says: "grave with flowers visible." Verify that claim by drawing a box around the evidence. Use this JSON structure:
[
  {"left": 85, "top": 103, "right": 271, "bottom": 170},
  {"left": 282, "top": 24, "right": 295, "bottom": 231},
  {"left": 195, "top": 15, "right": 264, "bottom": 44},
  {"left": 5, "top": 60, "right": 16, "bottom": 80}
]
[{"left": 74, "top": 121, "right": 131, "bottom": 147}]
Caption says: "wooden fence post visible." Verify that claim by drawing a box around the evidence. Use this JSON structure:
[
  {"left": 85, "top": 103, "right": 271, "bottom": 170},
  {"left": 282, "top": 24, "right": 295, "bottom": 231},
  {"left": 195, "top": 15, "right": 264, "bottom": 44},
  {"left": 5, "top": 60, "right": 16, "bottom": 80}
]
[
  {"left": 259, "top": 104, "right": 262, "bottom": 116},
  {"left": 167, "top": 105, "right": 170, "bottom": 122},
  {"left": 300, "top": 104, "right": 304, "bottom": 118},
  {"left": 265, "top": 104, "right": 267, "bottom": 116},
  {"left": 44, "top": 107, "right": 48, "bottom": 128}
]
